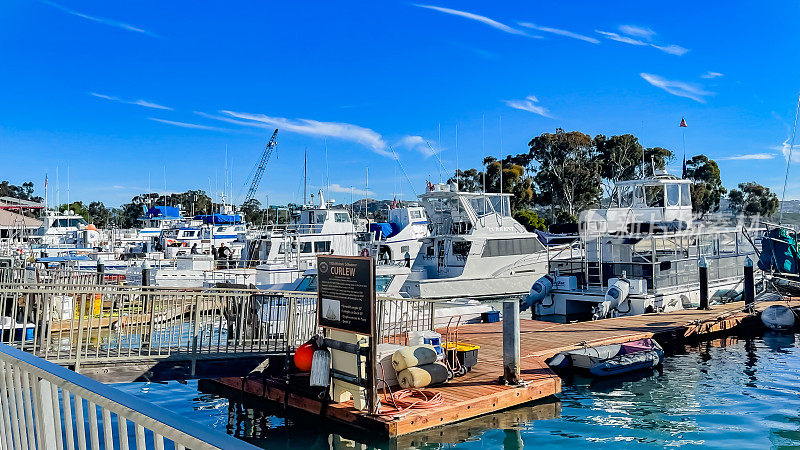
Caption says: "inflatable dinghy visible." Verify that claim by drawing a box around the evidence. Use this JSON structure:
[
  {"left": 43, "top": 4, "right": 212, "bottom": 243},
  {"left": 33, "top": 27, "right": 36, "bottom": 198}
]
[
  {"left": 761, "top": 304, "right": 796, "bottom": 332},
  {"left": 548, "top": 338, "right": 664, "bottom": 377}
]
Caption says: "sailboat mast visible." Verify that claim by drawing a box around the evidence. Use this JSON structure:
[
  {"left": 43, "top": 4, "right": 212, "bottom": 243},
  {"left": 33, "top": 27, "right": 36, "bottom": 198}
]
[
  {"left": 303, "top": 147, "right": 307, "bottom": 206},
  {"left": 780, "top": 91, "right": 800, "bottom": 224}
]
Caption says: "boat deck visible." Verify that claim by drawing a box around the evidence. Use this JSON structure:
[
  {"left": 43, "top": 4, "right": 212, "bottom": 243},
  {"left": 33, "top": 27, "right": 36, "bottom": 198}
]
[{"left": 203, "top": 298, "right": 797, "bottom": 437}]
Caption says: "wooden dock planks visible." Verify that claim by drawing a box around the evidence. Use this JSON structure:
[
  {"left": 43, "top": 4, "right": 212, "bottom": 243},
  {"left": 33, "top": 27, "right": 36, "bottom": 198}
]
[{"left": 204, "top": 298, "right": 798, "bottom": 437}]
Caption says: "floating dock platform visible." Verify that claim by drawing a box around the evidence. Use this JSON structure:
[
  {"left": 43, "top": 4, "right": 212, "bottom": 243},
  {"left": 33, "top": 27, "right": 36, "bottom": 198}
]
[{"left": 202, "top": 298, "right": 797, "bottom": 437}]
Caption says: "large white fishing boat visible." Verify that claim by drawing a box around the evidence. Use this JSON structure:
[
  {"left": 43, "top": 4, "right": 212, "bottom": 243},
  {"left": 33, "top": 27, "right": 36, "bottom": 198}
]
[
  {"left": 251, "top": 191, "right": 359, "bottom": 285},
  {"left": 401, "top": 182, "right": 549, "bottom": 299},
  {"left": 524, "top": 171, "right": 758, "bottom": 319}
]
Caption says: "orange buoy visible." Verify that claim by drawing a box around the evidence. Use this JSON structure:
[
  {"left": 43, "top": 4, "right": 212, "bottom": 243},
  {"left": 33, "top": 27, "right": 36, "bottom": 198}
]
[{"left": 294, "top": 342, "right": 315, "bottom": 372}]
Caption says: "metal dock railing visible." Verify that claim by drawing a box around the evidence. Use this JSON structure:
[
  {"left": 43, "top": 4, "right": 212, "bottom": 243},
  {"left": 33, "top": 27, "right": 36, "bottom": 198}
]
[{"left": 0, "top": 341, "right": 256, "bottom": 450}]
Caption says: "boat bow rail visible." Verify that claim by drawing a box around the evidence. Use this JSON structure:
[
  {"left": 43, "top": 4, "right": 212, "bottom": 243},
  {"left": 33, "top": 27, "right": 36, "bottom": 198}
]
[{"left": 0, "top": 341, "right": 256, "bottom": 449}]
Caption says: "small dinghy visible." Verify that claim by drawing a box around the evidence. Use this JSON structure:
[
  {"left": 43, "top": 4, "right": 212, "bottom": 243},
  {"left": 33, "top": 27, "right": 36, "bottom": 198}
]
[
  {"left": 761, "top": 305, "right": 796, "bottom": 332},
  {"left": 548, "top": 338, "right": 664, "bottom": 377}
]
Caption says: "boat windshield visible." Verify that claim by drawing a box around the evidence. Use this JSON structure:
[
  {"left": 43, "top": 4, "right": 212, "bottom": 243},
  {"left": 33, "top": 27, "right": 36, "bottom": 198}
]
[
  {"left": 295, "top": 275, "right": 317, "bottom": 292},
  {"left": 376, "top": 275, "right": 394, "bottom": 293}
]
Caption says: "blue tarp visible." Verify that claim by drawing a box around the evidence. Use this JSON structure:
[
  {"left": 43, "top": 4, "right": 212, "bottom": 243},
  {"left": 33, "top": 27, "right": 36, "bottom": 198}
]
[
  {"left": 143, "top": 206, "right": 182, "bottom": 219},
  {"left": 759, "top": 227, "right": 799, "bottom": 274},
  {"left": 370, "top": 222, "right": 400, "bottom": 239},
  {"left": 194, "top": 214, "right": 242, "bottom": 224}
]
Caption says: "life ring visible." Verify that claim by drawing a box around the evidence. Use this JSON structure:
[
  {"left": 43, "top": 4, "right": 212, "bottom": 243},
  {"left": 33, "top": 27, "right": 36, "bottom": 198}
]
[{"left": 360, "top": 248, "right": 370, "bottom": 257}]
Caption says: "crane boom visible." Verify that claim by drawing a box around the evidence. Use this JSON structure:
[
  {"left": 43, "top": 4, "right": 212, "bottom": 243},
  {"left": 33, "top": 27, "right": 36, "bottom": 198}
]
[{"left": 244, "top": 129, "right": 278, "bottom": 204}]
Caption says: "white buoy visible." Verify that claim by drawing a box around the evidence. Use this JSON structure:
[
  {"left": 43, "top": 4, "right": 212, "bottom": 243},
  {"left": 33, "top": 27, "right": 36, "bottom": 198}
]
[
  {"left": 761, "top": 305, "right": 796, "bottom": 332},
  {"left": 310, "top": 348, "right": 331, "bottom": 387}
]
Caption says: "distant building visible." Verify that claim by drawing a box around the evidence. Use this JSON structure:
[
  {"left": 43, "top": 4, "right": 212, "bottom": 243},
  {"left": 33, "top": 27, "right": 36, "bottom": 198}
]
[{"left": 0, "top": 209, "right": 42, "bottom": 240}]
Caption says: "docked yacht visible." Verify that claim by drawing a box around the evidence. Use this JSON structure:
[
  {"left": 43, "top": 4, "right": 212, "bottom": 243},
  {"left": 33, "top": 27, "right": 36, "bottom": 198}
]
[
  {"left": 252, "top": 191, "right": 359, "bottom": 285},
  {"left": 356, "top": 204, "right": 429, "bottom": 264},
  {"left": 401, "top": 183, "right": 549, "bottom": 299},
  {"left": 524, "top": 171, "right": 757, "bottom": 319}
]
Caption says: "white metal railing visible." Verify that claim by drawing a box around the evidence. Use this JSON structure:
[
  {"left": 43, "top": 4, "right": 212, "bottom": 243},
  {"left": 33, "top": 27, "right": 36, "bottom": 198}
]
[{"left": 0, "top": 342, "right": 257, "bottom": 449}]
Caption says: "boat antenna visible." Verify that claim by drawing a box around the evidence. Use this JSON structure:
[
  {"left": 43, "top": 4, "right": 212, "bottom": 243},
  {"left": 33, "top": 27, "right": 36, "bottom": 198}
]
[
  {"left": 780, "top": 90, "right": 800, "bottom": 224},
  {"left": 499, "top": 114, "right": 503, "bottom": 198},
  {"left": 67, "top": 165, "right": 70, "bottom": 208},
  {"left": 391, "top": 147, "right": 418, "bottom": 198},
  {"left": 303, "top": 147, "right": 308, "bottom": 206},
  {"left": 324, "top": 138, "right": 330, "bottom": 201},
  {"left": 482, "top": 113, "right": 486, "bottom": 194},
  {"left": 56, "top": 166, "right": 59, "bottom": 211},
  {"left": 455, "top": 123, "right": 459, "bottom": 191}
]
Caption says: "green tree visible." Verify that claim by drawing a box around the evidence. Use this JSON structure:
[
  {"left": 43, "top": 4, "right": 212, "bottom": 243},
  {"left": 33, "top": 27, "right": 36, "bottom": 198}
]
[
  {"left": 513, "top": 209, "right": 546, "bottom": 231},
  {"left": 685, "top": 155, "right": 726, "bottom": 217},
  {"left": 727, "top": 182, "right": 779, "bottom": 217},
  {"left": 529, "top": 129, "right": 601, "bottom": 220},
  {"left": 58, "top": 202, "right": 91, "bottom": 222},
  {"left": 240, "top": 198, "right": 263, "bottom": 224},
  {"left": 88, "top": 201, "right": 109, "bottom": 225}
]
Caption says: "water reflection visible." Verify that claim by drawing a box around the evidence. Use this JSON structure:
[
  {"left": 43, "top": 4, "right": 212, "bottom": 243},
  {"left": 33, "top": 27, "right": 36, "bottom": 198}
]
[{"left": 119, "top": 333, "right": 800, "bottom": 449}]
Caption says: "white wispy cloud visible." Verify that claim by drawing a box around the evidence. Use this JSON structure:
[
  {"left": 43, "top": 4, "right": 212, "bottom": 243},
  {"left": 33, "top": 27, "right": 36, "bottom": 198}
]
[
  {"left": 42, "top": 1, "right": 155, "bottom": 37},
  {"left": 619, "top": 25, "right": 655, "bottom": 40},
  {"left": 640, "top": 73, "right": 712, "bottom": 103},
  {"left": 775, "top": 137, "right": 800, "bottom": 163},
  {"left": 148, "top": 118, "right": 229, "bottom": 132},
  {"left": 596, "top": 30, "right": 647, "bottom": 46},
  {"left": 414, "top": 4, "right": 533, "bottom": 37},
  {"left": 503, "top": 95, "right": 553, "bottom": 118},
  {"left": 398, "top": 135, "right": 438, "bottom": 158},
  {"left": 201, "top": 110, "right": 395, "bottom": 158},
  {"left": 329, "top": 184, "right": 374, "bottom": 197},
  {"left": 717, "top": 153, "right": 776, "bottom": 161},
  {"left": 597, "top": 29, "right": 688, "bottom": 55},
  {"left": 90, "top": 92, "right": 171, "bottom": 110},
  {"left": 701, "top": 71, "right": 724, "bottom": 79},
  {"left": 651, "top": 44, "right": 689, "bottom": 56},
  {"left": 518, "top": 22, "right": 599, "bottom": 43}
]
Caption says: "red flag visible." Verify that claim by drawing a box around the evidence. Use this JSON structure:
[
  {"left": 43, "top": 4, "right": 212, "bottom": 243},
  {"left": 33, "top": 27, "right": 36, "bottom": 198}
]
[
  {"left": 679, "top": 117, "right": 687, "bottom": 127},
  {"left": 391, "top": 197, "right": 397, "bottom": 209}
]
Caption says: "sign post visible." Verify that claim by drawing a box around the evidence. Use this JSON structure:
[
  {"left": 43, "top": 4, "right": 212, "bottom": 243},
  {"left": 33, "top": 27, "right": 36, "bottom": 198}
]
[{"left": 317, "top": 255, "right": 378, "bottom": 413}]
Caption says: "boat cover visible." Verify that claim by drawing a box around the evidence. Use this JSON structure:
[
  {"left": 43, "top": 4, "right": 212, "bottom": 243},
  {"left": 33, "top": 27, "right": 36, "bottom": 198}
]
[
  {"left": 370, "top": 222, "right": 400, "bottom": 239},
  {"left": 144, "top": 206, "right": 182, "bottom": 219},
  {"left": 759, "top": 227, "right": 799, "bottom": 274},
  {"left": 194, "top": 214, "right": 243, "bottom": 224}
]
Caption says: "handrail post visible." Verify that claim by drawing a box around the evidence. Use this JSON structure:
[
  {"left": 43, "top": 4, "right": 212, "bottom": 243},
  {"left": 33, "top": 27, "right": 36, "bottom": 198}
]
[{"left": 74, "top": 294, "right": 86, "bottom": 374}]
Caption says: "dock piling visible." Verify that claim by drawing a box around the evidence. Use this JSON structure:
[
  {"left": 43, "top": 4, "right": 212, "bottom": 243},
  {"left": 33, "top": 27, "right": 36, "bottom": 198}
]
[
  {"left": 502, "top": 301, "right": 520, "bottom": 385},
  {"left": 698, "top": 257, "right": 709, "bottom": 310},
  {"left": 744, "top": 257, "right": 755, "bottom": 313}
]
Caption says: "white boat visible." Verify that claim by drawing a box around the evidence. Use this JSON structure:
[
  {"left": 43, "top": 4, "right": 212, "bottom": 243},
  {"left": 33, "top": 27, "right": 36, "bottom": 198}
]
[
  {"left": 524, "top": 171, "right": 757, "bottom": 319},
  {"left": 251, "top": 191, "right": 359, "bottom": 285},
  {"left": 401, "top": 182, "right": 549, "bottom": 299},
  {"left": 356, "top": 205, "right": 429, "bottom": 265}
]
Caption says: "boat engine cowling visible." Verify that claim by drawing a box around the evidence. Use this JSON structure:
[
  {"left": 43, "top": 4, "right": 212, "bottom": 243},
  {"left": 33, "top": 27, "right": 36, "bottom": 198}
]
[
  {"left": 521, "top": 274, "right": 554, "bottom": 311},
  {"left": 594, "top": 278, "right": 630, "bottom": 319}
]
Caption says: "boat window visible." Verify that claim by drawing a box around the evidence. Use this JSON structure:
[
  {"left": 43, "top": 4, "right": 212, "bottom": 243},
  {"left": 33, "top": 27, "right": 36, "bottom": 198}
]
[
  {"left": 680, "top": 184, "right": 692, "bottom": 206},
  {"left": 482, "top": 238, "right": 544, "bottom": 257},
  {"left": 665, "top": 184, "right": 680, "bottom": 207},
  {"left": 488, "top": 197, "right": 511, "bottom": 217},
  {"left": 375, "top": 275, "right": 394, "bottom": 293},
  {"left": 646, "top": 185, "right": 665, "bottom": 207},
  {"left": 278, "top": 243, "right": 285, "bottom": 254},
  {"left": 470, "top": 197, "right": 492, "bottom": 216},
  {"left": 299, "top": 242, "right": 312, "bottom": 253},
  {"left": 633, "top": 185, "right": 646, "bottom": 206},
  {"left": 296, "top": 275, "right": 317, "bottom": 292},
  {"left": 452, "top": 241, "right": 472, "bottom": 259},
  {"left": 618, "top": 185, "right": 634, "bottom": 208},
  {"left": 401, "top": 245, "right": 409, "bottom": 253},
  {"left": 216, "top": 226, "right": 226, "bottom": 233},
  {"left": 334, "top": 212, "right": 350, "bottom": 223},
  {"left": 235, "top": 226, "right": 244, "bottom": 232},
  {"left": 410, "top": 210, "right": 423, "bottom": 220},
  {"left": 316, "top": 213, "right": 327, "bottom": 224},
  {"left": 314, "top": 241, "right": 331, "bottom": 253}
]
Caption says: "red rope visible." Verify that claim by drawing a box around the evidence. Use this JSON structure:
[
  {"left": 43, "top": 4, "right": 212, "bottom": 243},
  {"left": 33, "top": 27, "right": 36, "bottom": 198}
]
[{"left": 380, "top": 388, "right": 444, "bottom": 415}]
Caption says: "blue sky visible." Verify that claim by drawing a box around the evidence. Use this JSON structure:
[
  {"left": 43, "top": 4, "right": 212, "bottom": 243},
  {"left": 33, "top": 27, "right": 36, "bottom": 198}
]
[{"left": 2, "top": 1, "right": 800, "bottom": 207}]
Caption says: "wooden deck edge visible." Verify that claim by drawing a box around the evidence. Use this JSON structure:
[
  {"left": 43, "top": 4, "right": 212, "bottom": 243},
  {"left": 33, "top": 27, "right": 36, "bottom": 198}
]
[{"left": 206, "top": 365, "right": 562, "bottom": 437}]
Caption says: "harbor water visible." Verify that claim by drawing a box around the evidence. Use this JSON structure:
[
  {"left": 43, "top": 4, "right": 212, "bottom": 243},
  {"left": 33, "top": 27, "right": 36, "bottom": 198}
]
[{"left": 113, "top": 331, "right": 800, "bottom": 449}]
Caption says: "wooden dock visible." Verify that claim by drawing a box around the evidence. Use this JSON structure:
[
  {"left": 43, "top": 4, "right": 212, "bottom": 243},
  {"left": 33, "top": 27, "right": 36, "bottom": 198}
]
[{"left": 202, "top": 298, "right": 797, "bottom": 437}]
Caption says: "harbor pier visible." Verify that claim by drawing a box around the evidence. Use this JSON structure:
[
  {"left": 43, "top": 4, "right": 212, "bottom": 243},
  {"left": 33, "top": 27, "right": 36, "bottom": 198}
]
[{"left": 203, "top": 296, "right": 798, "bottom": 438}]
